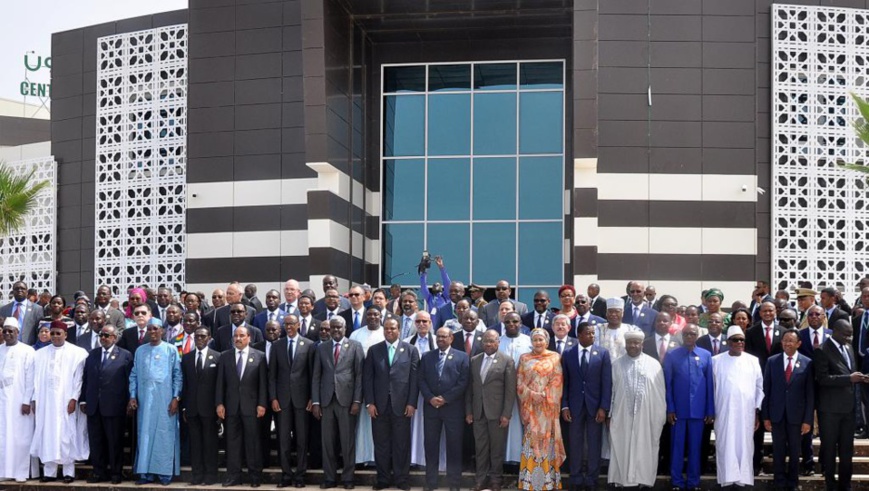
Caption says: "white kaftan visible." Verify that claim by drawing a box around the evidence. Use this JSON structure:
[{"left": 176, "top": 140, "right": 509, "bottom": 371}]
[
  {"left": 351, "top": 326, "right": 385, "bottom": 464},
  {"left": 499, "top": 333, "right": 532, "bottom": 464},
  {"left": 0, "top": 342, "right": 37, "bottom": 481}
]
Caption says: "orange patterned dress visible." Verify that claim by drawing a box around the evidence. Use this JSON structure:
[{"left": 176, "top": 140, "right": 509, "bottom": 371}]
[{"left": 516, "top": 350, "right": 566, "bottom": 490}]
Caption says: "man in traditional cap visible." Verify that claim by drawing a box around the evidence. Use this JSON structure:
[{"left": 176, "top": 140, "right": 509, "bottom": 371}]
[
  {"left": 607, "top": 330, "right": 666, "bottom": 488},
  {"left": 468, "top": 284, "right": 487, "bottom": 312},
  {"left": 30, "top": 320, "right": 89, "bottom": 483},
  {"left": 795, "top": 288, "right": 818, "bottom": 328},
  {"left": 712, "top": 326, "right": 764, "bottom": 489},
  {"left": 594, "top": 297, "right": 638, "bottom": 361},
  {"left": 0, "top": 318, "right": 38, "bottom": 482}
]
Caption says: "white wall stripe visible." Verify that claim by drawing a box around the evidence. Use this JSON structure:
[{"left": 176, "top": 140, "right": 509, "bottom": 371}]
[
  {"left": 187, "top": 178, "right": 318, "bottom": 209},
  {"left": 597, "top": 227, "right": 757, "bottom": 255},
  {"left": 187, "top": 230, "right": 309, "bottom": 259},
  {"left": 596, "top": 173, "right": 759, "bottom": 202}
]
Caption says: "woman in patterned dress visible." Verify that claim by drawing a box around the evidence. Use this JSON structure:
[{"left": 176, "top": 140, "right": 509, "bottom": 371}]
[{"left": 516, "top": 328, "right": 566, "bottom": 490}]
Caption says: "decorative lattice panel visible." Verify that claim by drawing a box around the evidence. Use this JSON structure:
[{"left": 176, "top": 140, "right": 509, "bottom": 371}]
[
  {"left": 95, "top": 25, "right": 187, "bottom": 299},
  {"left": 772, "top": 5, "right": 869, "bottom": 296},
  {"left": 0, "top": 157, "right": 56, "bottom": 296}
]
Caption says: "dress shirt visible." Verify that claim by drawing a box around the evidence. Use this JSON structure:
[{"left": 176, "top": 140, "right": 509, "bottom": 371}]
[
  {"left": 76, "top": 323, "right": 89, "bottom": 339},
  {"left": 325, "top": 309, "right": 340, "bottom": 320},
  {"left": 783, "top": 353, "right": 795, "bottom": 371},
  {"left": 554, "top": 336, "right": 568, "bottom": 354},
  {"left": 416, "top": 334, "right": 430, "bottom": 354},
  {"left": 264, "top": 340, "right": 273, "bottom": 364},
  {"left": 809, "top": 327, "right": 825, "bottom": 346},
  {"left": 181, "top": 332, "right": 195, "bottom": 354},
  {"left": 709, "top": 335, "right": 722, "bottom": 355},
  {"left": 351, "top": 308, "right": 365, "bottom": 328},
  {"left": 266, "top": 309, "right": 281, "bottom": 322},
  {"left": 534, "top": 311, "right": 547, "bottom": 328},
  {"left": 196, "top": 348, "right": 207, "bottom": 370}
]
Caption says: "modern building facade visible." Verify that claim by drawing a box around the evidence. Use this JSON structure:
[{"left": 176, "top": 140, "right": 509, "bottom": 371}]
[{"left": 45, "top": 0, "right": 869, "bottom": 305}]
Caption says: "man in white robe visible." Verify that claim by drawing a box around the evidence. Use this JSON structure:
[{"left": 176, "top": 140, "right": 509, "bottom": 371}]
[
  {"left": 30, "top": 320, "right": 89, "bottom": 482},
  {"left": 594, "top": 298, "right": 639, "bottom": 362},
  {"left": 712, "top": 326, "right": 764, "bottom": 488},
  {"left": 608, "top": 330, "right": 666, "bottom": 488},
  {"left": 350, "top": 307, "right": 385, "bottom": 465},
  {"left": 0, "top": 318, "right": 38, "bottom": 482},
  {"left": 498, "top": 312, "right": 532, "bottom": 465}
]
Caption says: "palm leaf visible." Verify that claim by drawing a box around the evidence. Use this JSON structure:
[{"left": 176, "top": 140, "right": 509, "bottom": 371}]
[{"left": 0, "top": 162, "right": 50, "bottom": 236}]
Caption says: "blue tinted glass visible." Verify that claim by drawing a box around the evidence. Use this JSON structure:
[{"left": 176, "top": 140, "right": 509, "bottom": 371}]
[
  {"left": 428, "top": 94, "right": 471, "bottom": 156},
  {"left": 474, "top": 63, "right": 517, "bottom": 90},
  {"left": 518, "top": 222, "right": 563, "bottom": 285},
  {"left": 519, "top": 156, "right": 563, "bottom": 219},
  {"left": 473, "top": 157, "right": 516, "bottom": 220},
  {"left": 473, "top": 93, "right": 516, "bottom": 155},
  {"left": 384, "top": 66, "right": 426, "bottom": 93},
  {"left": 517, "top": 287, "right": 559, "bottom": 309},
  {"left": 427, "top": 158, "right": 470, "bottom": 220},
  {"left": 519, "top": 92, "right": 563, "bottom": 154},
  {"left": 383, "top": 95, "right": 425, "bottom": 157},
  {"left": 383, "top": 159, "right": 424, "bottom": 221},
  {"left": 382, "top": 224, "right": 424, "bottom": 284},
  {"left": 427, "top": 223, "right": 470, "bottom": 283},
  {"left": 473, "top": 223, "right": 516, "bottom": 285},
  {"left": 429, "top": 65, "right": 471, "bottom": 92},
  {"left": 519, "top": 62, "right": 564, "bottom": 89}
]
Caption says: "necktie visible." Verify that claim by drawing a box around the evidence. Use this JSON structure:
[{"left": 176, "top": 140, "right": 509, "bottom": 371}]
[
  {"left": 557, "top": 340, "right": 563, "bottom": 354},
  {"left": 196, "top": 351, "right": 203, "bottom": 374},
  {"left": 160, "top": 308, "right": 165, "bottom": 321},
  {"left": 785, "top": 356, "right": 793, "bottom": 383},
  {"left": 580, "top": 348, "right": 588, "bottom": 374},
  {"left": 480, "top": 355, "right": 492, "bottom": 382},
  {"left": 403, "top": 317, "right": 412, "bottom": 338},
  {"left": 437, "top": 351, "right": 446, "bottom": 377},
  {"left": 334, "top": 342, "right": 341, "bottom": 364},
  {"left": 813, "top": 331, "right": 820, "bottom": 349},
  {"left": 138, "top": 329, "right": 145, "bottom": 343},
  {"left": 353, "top": 311, "right": 360, "bottom": 331},
  {"left": 388, "top": 344, "right": 395, "bottom": 366},
  {"left": 328, "top": 312, "right": 333, "bottom": 320},
  {"left": 288, "top": 339, "right": 294, "bottom": 364},
  {"left": 765, "top": 327, "right": 772, "bottom": 352},
  {"left": 101, "top": 349, "right": 109, "bottom": 369},
  {"left": 634, "top": 306, "right": 639, "bottom": 321},
  {"left": 536, "top": 314, "right": 542, "bottom": 328},
  {"left": 841, "top": 345, "right": 852, "bottom": 370},
  {"left": 659, "top": 337, "right": 667, "bottom": 361},
  {"left": 269, "top": 312, "right": 275, "bottom": 322},
  {"left": 236, "top": 350, "right": 244, "bottom": 378},
  {"left": 183, "top": 334, "right": 192, "bottom": 354},
  {"left": 713, "top": 339, "right": 719, "bottom": 356},
  {"left": 12, "top": 302, "right": 21, "bottom": 324},
  {"left": 301, "top": 318, "right": 307, "bottom": 337},
  {"left": 465, "top": 332, "right": 473, "bottom": 356}
]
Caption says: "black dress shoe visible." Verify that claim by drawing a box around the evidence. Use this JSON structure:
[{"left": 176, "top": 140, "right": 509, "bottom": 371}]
[
  {"left": 294, "top": 479, "right": 305, "bottom": 488},
  {"left": 321, "top": 481, "right": 336, "bottom": 489},
  {"left": 40, "top": 476, "right": 56, "bottom": 483},
  {"left": 87, "top": 477, "right": 103, "bottom": 484},
  {"left": 112, "top": 477, "right": 123, "bottom": 485},
  {"left": 343, "top": 483, "right": 354, "bottom": 489},
  {"left": 251, "top": 482, "right": 261, "bottom": 488},
  {"left": 398, "top": 486, "right": 410, "bottom": 491},
  {"left": 223, "top": 478, "right": 243, "bottom": 487},
  {"left": 190, "top": 479, "right": 204, "bottom": 485},
  {"left": 63, "top": 476, "right": 75, "bottom": 484},
  {"left": 277, "top": 481, "right": 291, "bottom": 488}
]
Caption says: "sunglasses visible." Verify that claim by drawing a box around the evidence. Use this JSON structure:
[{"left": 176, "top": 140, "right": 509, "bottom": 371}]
[
  {"left": 730, "top": 338, "right": 746, "bottom": 343},
  {"left": 99, "top": 332, "right": 113, "bottom": 338},
  {"left": 133, "top": 311, "right": 148, "bottom": 316},
  {"left": 348, "top": 293, "right": 362, "bottom": 297}
]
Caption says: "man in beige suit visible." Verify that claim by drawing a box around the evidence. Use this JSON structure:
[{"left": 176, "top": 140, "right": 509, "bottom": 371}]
[{"left": 465, "top": 329, "right": 517, "bottom": 491}]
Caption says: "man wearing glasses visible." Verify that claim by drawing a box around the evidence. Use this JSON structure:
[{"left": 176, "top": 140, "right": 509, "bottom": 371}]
[
  {"left": 621, "top": 281, "right": 657, "bottom": 336},
  {"left": 181, "top": 327, "right": 220, "bottom": 486},
  {"left": 478, "top": 281, "right": 528, "bottom": 327},
  {"left": 711, "top": 326, "right": 764, "bottom": 489},
  {"left": 213, "top": 303, "right": 264, "bottom": 352},
  {"left": 118, "top": 304, "right": 153, "bottom": 355},
  {"left": 80, "top": 325, "right": 133, "bottom": 484},
  {"left": 745, "top": 301, "right": 783, "bottom": 475}
]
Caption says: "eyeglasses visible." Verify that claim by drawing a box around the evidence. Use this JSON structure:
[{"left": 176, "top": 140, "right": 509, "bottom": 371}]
[
  {"left": 414, "top": 319, "right": 430, "bottom": 324},
  {"left": 212, "top": 295, "right": 223, "bottom": 299},
  {"left": 133, "top": 311, "right": 148, "bottom": 316},
  {"left": 1, "top": 329, "right": 15, "bottom": 334},
  {"left": 98, "top": 333, "right": 113, "bottom": 338},
  {"left": 730, "top": 338, "right": 746, "bottom": 343},
  {"left": 348, "top": 293, "right": 361, "bottom": 297},
  {"left": 576, "top": 300, "right": 588, "bottom": 304}
]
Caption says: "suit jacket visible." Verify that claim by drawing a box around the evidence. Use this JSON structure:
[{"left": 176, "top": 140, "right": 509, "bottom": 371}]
[
  {"left": 798, "top": 327, "right": 833, "bottom": 359},
  {"left": 826, "top": 307, "right": 849, "bottom": 326},
  {"left": 0, "top": 300, "right": 43, "bottom": 345},
  {"left": 452, "top": 330, "right": 485, "bottom": 358},
  {"left": 92, "top": 306, "right": 126, "bottom": 332},
  {"left": 181, "top": 347, "right": 220, "bottom": 417},
  {"left": 548, "top": 336, "right": 578, "bottom": 354},
  {"left": 211, "top": 323, "right": 263, "bottom": 353},
  {"left": 762, "top": 352, "right": 814, "bottom": 425},
  {"left": 745, "top": 322, "right": 783, "bottom": 371},
  {"left": 696, "top": 334, "right": 727, "bottom": 356},
  {"left": 663, "top": 346, "right": 714, "bottom": 419},
  {"left": 251, "top": 308, "right": 286, "bottom": 335},
  {"left": 312, "top": 338, "right": 364, "bottom": 407},
  {"left": 268, "top": 336, "right": 316, "bottom": 409},
  {"left": 204, "top": 304, "right": 255, "bottom": 332},
  {"left": 433, "top": 302, "right": 457, "bottom": 329},
  {"left": 363, "top": 340, "right": 420, "bottom": 416},
  {"left": 117, "top": 324, "right": 148, "bottom": 355},
  {"left": 245, "top": 295, "right": 264, "bottom": 314},
  {"left": 590, "top": 296, "right": 607, "bottom": 319},
  {"left": 81, "top": 345, "right": 133, "bottom": 417},
  {"left": 407, "top": 333, "right": 436, "bottom": 353},
  {"left": 464, "top": 350, "right": 516, "bottom": 421},
  {"left": 642, "top": 334, "right": 683, "bottom": 363},
  {"left": 749, "top": 294, "right": 774, "bottom": 323},
  {"left": 418, "top": 347, "right": 469, "bottom": 419},
  {"left": 622, "top": 304, "right": 657, "bottom": 335},
  {"left": 478, "top": 299, "right": 529, "bottom": 327},
  {"left": 571, "top": 313, "right": 606, "bottom": 338},
  {"left": 561, "top": 344, "right": 612, "bottom": 417},
  {"left": 75, "top": 329, "right": 100, "bottom": 352},
  {"left": 814, "top": 339, "right": 857, "bottom": 414},
  {"left": 312, "top": 297, "right": 350, "bottom": 317},
  {"left": 521, "top": 310, "right": 555, "bottom": 332},
  {"left": 339, "top": 307, "right": 368, "bottom": 334},
  {"left": 215, "top": 347, "right": 268, "bottom": 416}
]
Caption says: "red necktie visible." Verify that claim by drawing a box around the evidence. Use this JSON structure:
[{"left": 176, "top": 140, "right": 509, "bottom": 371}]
[
  {"left": 765, "top": 327, "right": 772, "bottom": 352},
  {"left": 713, "top": 339, "right": 719, "bottom": 356},
  {"left": 333, "top": 342, "right": 340, "bottom": 364},
  {"left": 138, "top": 329, "right": 145, "bottom": 343},
  {"left": 12, "top": 303, "right": 21, "bottom": 322},
  {"left": 658, "top": 337, "right": 667, "bottom": 361},
  {"left": 813, "top": 331, "right": 820, "bottom": 349},
  {"left": 183, "top": 335, "right": 192, "bottom": 354},
  {"left": 465, "top": 333, "right": 473, "bottom": 356},
  {"left": 785, "top": 356, "right": 793, "bottom": 383}
]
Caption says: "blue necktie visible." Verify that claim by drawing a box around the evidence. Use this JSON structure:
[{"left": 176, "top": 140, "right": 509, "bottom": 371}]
[
  {"left": 353, "top": 311, "right": 360, "bottom": 331},
  {"left": 437, "top": 351, "right": 445, "bottom": 377},
  {"left": 101, "top": 349, "right": 109, "bottom": 369},
  {"left": 580, "top": 348, "right": 588, "bottom": 375},
  {"left": 287, "top": 339, "right": 294, "bottom": 365},
  {"left": 236, "top": 351, "right": 244, "bottom": 378}
]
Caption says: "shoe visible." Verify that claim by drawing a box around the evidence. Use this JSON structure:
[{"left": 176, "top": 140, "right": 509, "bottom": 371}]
[
  {"left": 191, "top": 479, "right": 205, "bottom": 486},
  {"left": 801, "top": 467, "right": 815, "bottom": 476},
  {"left": 398, "top": 486, "right": 410, "bottom": 491},
  {"left": 87, "top": 477, "right": 104, "bottom": 484},
  {"left": 63, "top": 476, "right": 75, "bottom": 484},
  {"left": 373, "top": 485, "right": 387, "bottom": 490},
  {"left": 449, "top": 487, "right": 460, "bottom": 491},
  {"left": 223, "top": 479, "right": 243, "bottom": 487},
  {"left": 160, "top": 479, "right": 172, "bottom": 486},
  {"left": 321, "top": 482, "right": 336, "bottom": 489},
  {"left": 251, "top": 482, "right": 261, "bottom": 488},
  {"left": 278, "top": 481, "right": 292, "bottom": 488},
  {"left": 343, "top": 483, "right": 354, "bottom": 489},
  {"left": 112, "top": 477, "right": 123, "bottom": 485},
  {"left": 136, "top": 478, "right": 153, "bottom": 485},
  {"left": 40, "top": 477, "right": 56, "bottom": 483},
  {"left": 294, "top": 479, "right": 306, "bottom": 488}
]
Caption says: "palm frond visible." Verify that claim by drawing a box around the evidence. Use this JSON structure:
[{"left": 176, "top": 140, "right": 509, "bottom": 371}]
[{"left": 0, "top": 162, "right": 50, "bottom": 236}]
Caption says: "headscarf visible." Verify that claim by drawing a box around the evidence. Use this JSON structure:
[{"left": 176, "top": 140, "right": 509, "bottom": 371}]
[
  {"left": 704, "top": 288, "right": 724, "bottom": 302},
  {"left": 530, "top": 327, "right": 551, "bottom": 352},
  {"left": 125, "top": 287, "right": 148, "bottom": 318}
]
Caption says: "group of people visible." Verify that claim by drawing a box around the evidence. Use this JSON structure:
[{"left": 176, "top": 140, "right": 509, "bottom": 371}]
[{"left": 0, "top": 270, "right": 868, "bottom": 491}]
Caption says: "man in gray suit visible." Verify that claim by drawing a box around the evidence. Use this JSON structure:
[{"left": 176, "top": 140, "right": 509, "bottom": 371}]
[
  {"left": 465, "top": 329, "right": 516, "bottom": 491},
  {"left": 479, "top": 280, "right": 528, "bottom": 327},
  {"left": 0, "top": 281, "right": 43, "bottom": 344},
  {"left": 269, "top": 314, "right": 317, "bottom": 488},
  {"left": 312, "top": 317, "right": 364, "bottom": 489},
  {"left": 93, "top": 285, "right": 127, "bottom": 333}
]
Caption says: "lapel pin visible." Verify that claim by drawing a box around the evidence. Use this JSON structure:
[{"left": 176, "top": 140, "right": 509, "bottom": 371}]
[
  {"left": 249, "top": 357, "right": 254, "bottom": 363},
  {"left": 774, "top": 331, "right": 779, "bottom": 336},
  {"left": 795, "top": 362, "right": 801, "bottom": 368},
  {"left": 492, "top": 359, "right": 498, "bottom": 363},
  {"left": 208, "top": 355, "right": 213, "bottom": 360},
  {"left": 669, "top": 342, "right": 675, "bottom": 348},
  {"left": 111, "top": 355, "right": 116, "bottom": 360},
  {"left": 592, "top": 351, "right": 598, "bottom": 356},
  {"left": 299, "top": 341, "right": 304, "bottom": 346},
  {"left": 448, "top": 355, "right": 453, "bottom": 360},
  {"left": 344, "top": 343, "right": 349, "bottom": 348},
  {"left": 155, "top": 355, "right": 160, "bottom": 360},
  {"left": 399, "top": 347, "right": 405, "bottom": 352}
]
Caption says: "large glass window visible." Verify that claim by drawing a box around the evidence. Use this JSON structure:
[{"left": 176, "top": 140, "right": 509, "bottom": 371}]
[{"left": 381, "top": 61, "right": 565, "bottom": 305}]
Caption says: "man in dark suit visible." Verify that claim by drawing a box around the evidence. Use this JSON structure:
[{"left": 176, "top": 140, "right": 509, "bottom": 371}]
[
  {"left": 76, "top": 309, "right": 104, "bottom": 352},
  {"left": 642, "top": 312, "right": 683, "bottom": 474},
  {"left": 252, "top": 289, "right": 286, "bottom": 336},
  {"left": 799, "top": 305, "right": 832, "bottom": 359},
  {"left": 339, "top": 285, "right": 368, "bottom": 334},
  {"left": 68, "top": 303, "right": 91, "bottom": 346},
  {"left": 452, "top": 311, "right": 484, "bottom": 358},
  {"left": 216, "top": 326, "right": 268, "bottom": 487},
  {"left": 521, "top": 290, "right": 555, "bottom": 333},
  {"left": 745, "top": 300, "right": 783, "bottom": 474},
  {"left": 118, "top": 303, "right": 152, "bottom": 355},
  {"left": 587, "top": 284, "right": 607, "bottom": 319},
  {"left": 478, "top": 280, "right": 528, "bottom": 327},
  {"left": 244, "top": 284, "right": 264, "bottom": 314},
  {"left": 418, "top": 327, "right": 470, "bottom": 491},
  {"left": 204, "top": 283, "right": 256, "bottom": 332},
  {"left": 181, "top": 326, "right": 220, "bottom": 485},
  {"left": 549, "top": 314, "right": 577, "bottom": 355},
  {"left": 312, "top": 276, "right": 351, "bottom": 316},
  {"left": 312, "top": 317, "right": 365, "bottom": 489},
  {"left": 363, "top": 317, "right": 419, "bottom": 490},
  {"left": 80, "top": 324, "right": 133, "bottom": 484},
  {"left": 314, "top": 289, "right": 346, "bottom": 324},
  {"left": 821, "top": 287, "right": 849, "bottom": 326},
  {"left": 697, "top": 312, "right": 727, "bottom": 356},
  {"left": 464, "top": 329, "right": 515, "bottom": 491},
  {"left": 212, "top": 303, "right": 263, "bottom": 352},
  {"left": 253, "top": 320, "right": 282, "bottom": 468},
  {"left": 762, "top": 328, "right": 814, "bottom": 491},
  {"left": 814, "top": 319, "right": 868, "bottom": 491},
  {"left": 93, "top": 285, "right": 126, "bottom": 332},
  {"left": 621, "top": 281, "right": 657, "bottom": 335},
  {"left": 572, "top": 294, "right": 606, "bottom": 336},
  {"left": 561, "top": 321, "right": 611, "bottom": 491},
  {"left": 432, "top": 282, "right": 466, "bottom": 329},
  {"left": 854, "top": 287, "right": 869, "bottom": 439},
  {"left": 0, "top": 281, "right": 43, "bottom": 345},
  {"left": 296, "top": 294, "right": 319, "bottom": 342},
  {"left": 749, "top": 280, "right": 774, "bottom": 324},
  {"left": 270, "top": 314, "right": 316, "bottom": 488}
]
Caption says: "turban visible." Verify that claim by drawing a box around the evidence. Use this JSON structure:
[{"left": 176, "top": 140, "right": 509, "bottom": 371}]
[
  {"left": 704, "top": 288, "right": 724, "bottom": 302},
  {"left": 606, "top": 297, "right": 625, "bottom": 309},
  {"left": 624, "top": 330, "right": 645, "bottom": 341}
]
